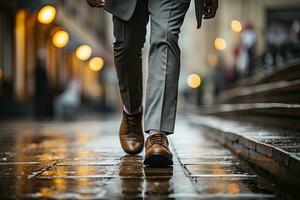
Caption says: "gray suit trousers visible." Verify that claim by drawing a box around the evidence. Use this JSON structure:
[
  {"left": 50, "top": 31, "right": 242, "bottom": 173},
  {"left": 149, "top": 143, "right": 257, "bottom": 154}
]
[{"left": 113, "top": 0, "right": 191, "bottom": 134}]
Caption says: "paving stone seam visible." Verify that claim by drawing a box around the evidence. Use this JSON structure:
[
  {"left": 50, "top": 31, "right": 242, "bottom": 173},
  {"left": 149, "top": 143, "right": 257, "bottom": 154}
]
[
  {"left": 168, "top": 193, "right": 275, "bottom": 198},
  {"left": 27, "top": 160, "right": 60, "bottom": 179},
  {"left": 170, "top": 141, "right": 202, "bottom": 195},
  {"left": 190, "top": 174, "right": 258, "bottom": 178},
  {"left": 94, "top": 158, "right": 124, "bottom": 198},
  {"left": 37, "top": 175, "right": 119, "bottom": 179}
]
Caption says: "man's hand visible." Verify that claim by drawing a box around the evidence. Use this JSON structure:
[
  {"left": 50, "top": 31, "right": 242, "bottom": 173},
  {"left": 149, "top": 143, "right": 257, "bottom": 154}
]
[
  {"left": 86, "top": 0, "right": 106, "bottom": 8},
  {"left": 203, "top": 0, "right": 218, "bottom": 19}
]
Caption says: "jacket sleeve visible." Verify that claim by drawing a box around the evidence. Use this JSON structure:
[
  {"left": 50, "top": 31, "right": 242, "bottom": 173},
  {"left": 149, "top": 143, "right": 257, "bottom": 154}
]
[{"left": 195, "top": 0, "right": 205, "bottom": 29}]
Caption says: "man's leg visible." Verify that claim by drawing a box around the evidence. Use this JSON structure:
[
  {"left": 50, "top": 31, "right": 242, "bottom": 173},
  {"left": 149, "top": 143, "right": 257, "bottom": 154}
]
[
  {"left": 144, "top": 0, "right": 191, "bottom": 134},
  {"left": 143, "top": 0, "right": 191, "bottom": 167},
  {"left": 113, "top": 0, "right": 149, "bottom": 155},
  {"left": 113, "top": 0, "right": 148, "bottom": 114}
]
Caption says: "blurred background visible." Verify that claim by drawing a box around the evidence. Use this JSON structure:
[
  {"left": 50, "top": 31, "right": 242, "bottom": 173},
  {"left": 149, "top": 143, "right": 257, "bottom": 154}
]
[{"left": 1, "top": 0, "right": 300, "bottom": 120}]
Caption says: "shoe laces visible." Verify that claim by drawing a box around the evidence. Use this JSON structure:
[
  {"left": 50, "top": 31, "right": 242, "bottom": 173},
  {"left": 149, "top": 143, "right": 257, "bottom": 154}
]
[
  {"left": 125, "top": 114, "right": 139, "bottom": 133},
  {"left": 150, "top": 134, "right": 168, "bottom": 147}
]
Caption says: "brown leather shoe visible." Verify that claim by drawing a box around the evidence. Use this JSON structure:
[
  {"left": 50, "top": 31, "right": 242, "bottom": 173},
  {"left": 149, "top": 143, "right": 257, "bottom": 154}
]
[
  {"left": 144, "top": 133, "right": 173, "bottom": 167},
  {"left": 119, "top": 109, "right": 144, "bottom": 155}
]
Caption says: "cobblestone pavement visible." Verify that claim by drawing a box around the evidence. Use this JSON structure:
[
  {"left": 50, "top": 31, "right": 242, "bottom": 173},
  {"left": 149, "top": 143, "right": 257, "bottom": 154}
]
[{"left": 0, "top": 115, "right": 278, "bottom": 199}]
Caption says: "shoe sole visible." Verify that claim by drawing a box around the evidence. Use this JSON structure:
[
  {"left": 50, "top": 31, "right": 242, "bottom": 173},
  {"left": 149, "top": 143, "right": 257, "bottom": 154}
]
[{"left": 143, "top": 153, "right": 173, "bottom": 168}]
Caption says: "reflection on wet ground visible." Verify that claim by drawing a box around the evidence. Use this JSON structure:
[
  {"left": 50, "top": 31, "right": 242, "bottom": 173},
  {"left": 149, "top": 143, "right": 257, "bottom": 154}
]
[{"left": 0, "top": 115, "right": 285, "bottom": 199}]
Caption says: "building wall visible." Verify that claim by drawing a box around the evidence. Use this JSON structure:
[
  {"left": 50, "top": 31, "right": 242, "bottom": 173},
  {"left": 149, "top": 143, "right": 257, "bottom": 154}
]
[
  {"left": 0, "top": 0, "right": 111, "bottom": 105},
  {"left": 0, "top": 2, "right": 18, "bottom": 99}
]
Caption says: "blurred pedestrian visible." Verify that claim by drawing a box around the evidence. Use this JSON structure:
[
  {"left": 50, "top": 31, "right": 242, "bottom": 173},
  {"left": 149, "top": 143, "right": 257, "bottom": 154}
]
[
  {"left": 234, "top": 39, "right": 248, "bottom": 79},
  {"left": 288, "top": 19, "right": 300, "bottom": 58},
  {"left": 240, "top": 22, "right": 256, "bottom": 77},
  {"left": 266, "top": 22, "right": 288, "bottom": 66},
  {"left": 34, "top": 49, "right": 49, "bottom": 119},
  {"left": 86, "top": 0, "right": 218, "bottom": 167},
  {"left": 212, "top": 62, "right": 226, "bottom": 97},
  {"left": 54, "top": 78, "right": 80, "bottom": 120}
]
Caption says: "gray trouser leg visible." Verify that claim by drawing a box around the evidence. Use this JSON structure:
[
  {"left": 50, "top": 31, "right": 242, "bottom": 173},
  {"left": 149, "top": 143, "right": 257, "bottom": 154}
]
[
  {"left": 144, "top": 0, "right": 191, "bottom": 134},
  {"left": 112, "top": 0, "right": 148, "bottom": 113}
]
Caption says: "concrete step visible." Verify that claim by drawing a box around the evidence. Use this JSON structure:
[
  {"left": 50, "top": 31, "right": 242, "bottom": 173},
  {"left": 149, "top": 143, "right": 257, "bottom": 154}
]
[
  {"left": 217, "top": 79, "right": 300, "bottom": 104},
  {"left": 186, "top": 114, "right": 300, "bottom": 192},
  {"left": 226, "top": 59, "right": 300, "bottom": 89},
  {"left": 185, "top": 103, "right": 300, "bottom": 131}
]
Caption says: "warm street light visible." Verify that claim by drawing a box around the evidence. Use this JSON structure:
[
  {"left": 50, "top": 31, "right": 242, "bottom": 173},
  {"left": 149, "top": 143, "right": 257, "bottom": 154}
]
[
  {"left": 187, "top": 74, "right": 201, "bottom": 89},
  {"left": 0, "top": 68, "right": 3, "bottom": 79},
  {"left": 207, "top": 54, "right": 219, "bottom": 67},
  {"left": 52, "top": 30, "right": 69, "bottom": 48},
  {"left": 38, "top": 5, "right": 56, "bottom": 24},
  {"left": 76, "top": 45, "right": 92, "bottom": 61},
  {"left": 214, "top": 37, "right": 226, "bottom": 51},
  {"left": 89, "top": 57, "right": 104, "bottom": 71},
  {"left": 231, "top": 20, "right": 242, "bottom": 33}
]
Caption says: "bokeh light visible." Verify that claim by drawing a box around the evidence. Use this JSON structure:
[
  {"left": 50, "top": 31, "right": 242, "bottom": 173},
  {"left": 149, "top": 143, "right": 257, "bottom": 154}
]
[
  {"left": 214, "top": 37, "right": 226, "bottom": 51},
  {"left": 0, "top": 68, "right": 3, "bottom": 79},
  {"left": 38, "top": 5, "right": 56, "bottom": 24},
  {"left": 89, "top": 57, "right": 104, "bottom": 72},
  {"left": 52, "top": 30, "right": 69, "bottom": 48},
  {"left": 76, "top": 45, "right": 92, "bottom": 61},
  {"left": 207, "top": 54, "right": 219, "bottom": 67},
  {"left": 187, "top": 74, "right": 202, "bottom": 89},
  {"left": 231, "top": 20, "right": 242, "bottom": 33}
]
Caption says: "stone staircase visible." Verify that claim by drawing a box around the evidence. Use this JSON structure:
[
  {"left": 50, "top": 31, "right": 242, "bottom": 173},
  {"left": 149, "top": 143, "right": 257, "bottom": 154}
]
[{"left": 185, "top": 59, "right": 300, "bottom": 193}]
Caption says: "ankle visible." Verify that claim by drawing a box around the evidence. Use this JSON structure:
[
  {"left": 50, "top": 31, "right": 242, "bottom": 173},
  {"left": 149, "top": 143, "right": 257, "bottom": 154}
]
[
  {"left": 149, "top": 129, "right": 167, "bottom": 136},
  {"left": 123, "top": 105, "right": 142, "bottom": 115}
]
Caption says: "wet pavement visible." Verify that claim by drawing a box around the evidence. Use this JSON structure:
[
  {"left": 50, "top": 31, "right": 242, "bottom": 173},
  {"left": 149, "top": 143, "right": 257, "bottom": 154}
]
[{"left": 0, "top": 115, "right": 280, "bottom": 199}]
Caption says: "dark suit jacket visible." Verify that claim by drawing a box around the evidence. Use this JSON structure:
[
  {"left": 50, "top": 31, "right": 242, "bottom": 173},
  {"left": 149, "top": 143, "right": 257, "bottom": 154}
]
[{"left": 104, "top": 0, "right": 205, "bottom": 29}]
